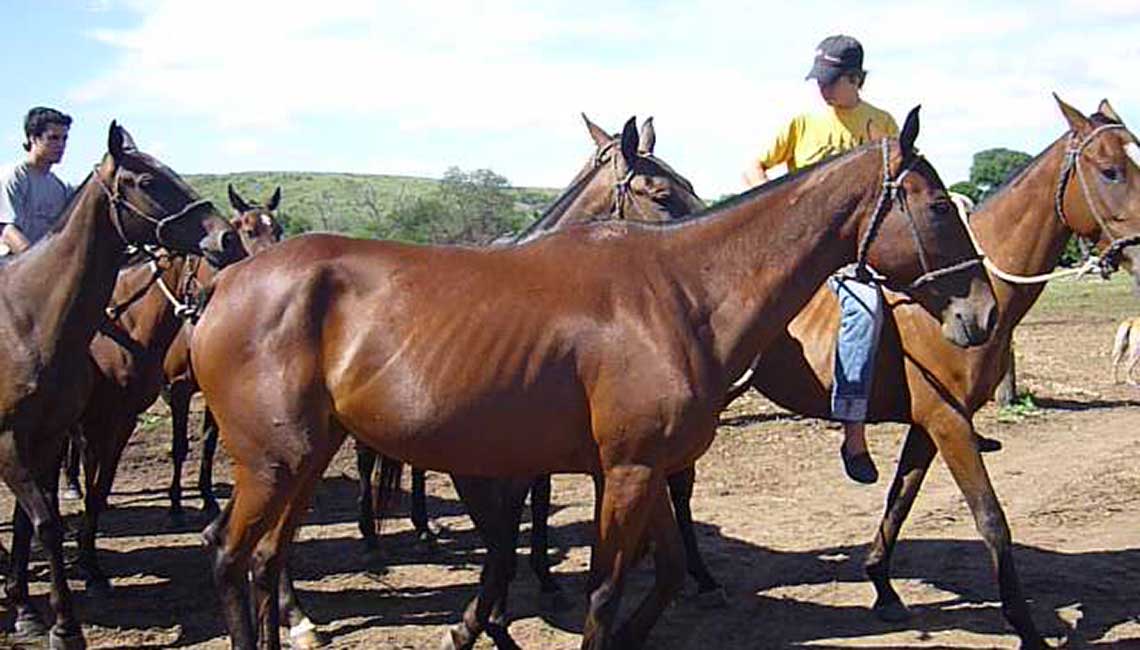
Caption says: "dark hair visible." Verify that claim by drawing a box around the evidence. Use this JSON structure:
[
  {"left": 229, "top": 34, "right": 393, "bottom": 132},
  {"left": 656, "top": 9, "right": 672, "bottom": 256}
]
[
  {"left": 846, "top": 70, "right": 867, "bottom": 89},
  {"left": 23, "top": 107, "right": 72, "bottom": 151}
]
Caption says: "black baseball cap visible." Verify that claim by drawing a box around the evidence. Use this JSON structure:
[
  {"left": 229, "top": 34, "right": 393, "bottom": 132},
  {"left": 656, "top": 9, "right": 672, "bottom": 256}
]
[{"left": 805, "top": 35, "right": 864, "bottom": 85}]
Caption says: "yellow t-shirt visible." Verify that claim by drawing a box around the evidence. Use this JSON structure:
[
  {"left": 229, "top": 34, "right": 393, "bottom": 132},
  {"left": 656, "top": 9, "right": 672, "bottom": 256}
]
[{"left": 756, "top": 100, "right": 899, "bottom": 174}]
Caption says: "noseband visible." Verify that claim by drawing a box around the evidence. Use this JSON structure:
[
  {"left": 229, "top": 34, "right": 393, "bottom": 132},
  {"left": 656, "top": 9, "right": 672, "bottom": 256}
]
[
  {"left": 1054, "top": 123, "right": 1140, "bottom": 275},
  {"left": 855, "top": 138, "right": 983, "bottom": 292},
  {"left": 92, "top": 164, "right": 214, "bottom": 250}
]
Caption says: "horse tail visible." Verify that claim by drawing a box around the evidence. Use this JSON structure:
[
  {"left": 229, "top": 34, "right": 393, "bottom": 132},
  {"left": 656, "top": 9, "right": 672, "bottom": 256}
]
[
  {"left": 374, "top": 454, "right": 404, "bottom": 535},
  {"left": 1113, "top": 319, "right": 1132, "bottom": 367}
]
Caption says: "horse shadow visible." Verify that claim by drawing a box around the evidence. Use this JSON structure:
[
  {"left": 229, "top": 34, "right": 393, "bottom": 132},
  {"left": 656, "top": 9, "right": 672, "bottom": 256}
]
[{"left": 2, "top": 484, "right": 1137, "bottom": 648}]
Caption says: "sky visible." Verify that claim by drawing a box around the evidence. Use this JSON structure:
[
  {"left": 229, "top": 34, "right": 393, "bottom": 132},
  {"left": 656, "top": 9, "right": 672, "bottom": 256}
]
[{"left": 5, "top": 0, "right": 1140, "bottom": 200}]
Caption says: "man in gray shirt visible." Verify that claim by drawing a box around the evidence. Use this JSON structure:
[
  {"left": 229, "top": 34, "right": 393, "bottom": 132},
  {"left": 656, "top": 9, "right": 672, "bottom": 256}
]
[{"left": 0, "top": 107, "right": 73, "bottom": 254}]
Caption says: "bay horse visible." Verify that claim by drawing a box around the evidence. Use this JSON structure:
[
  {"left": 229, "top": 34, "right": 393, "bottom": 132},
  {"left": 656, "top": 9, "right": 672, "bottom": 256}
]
[
  {"left": 354, "top": 116, "right": 701, "bottom": 585},
  {"left": 679, "top": 96, "right": 1140, "bottom": 649},
  {"left": 191, "top": 109, "right": 997, "bottom": 650},
  {"left": 0, "top": 123, "right": 242, "bottom": 649},
  {"left": 165, "top": 184, "right": 283, "bottom": 519}
]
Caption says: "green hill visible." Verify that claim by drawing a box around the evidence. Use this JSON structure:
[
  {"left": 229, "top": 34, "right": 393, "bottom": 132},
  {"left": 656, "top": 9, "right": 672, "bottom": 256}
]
[{"left": 185, "top": 170, "right": 560, "bottom": 243}]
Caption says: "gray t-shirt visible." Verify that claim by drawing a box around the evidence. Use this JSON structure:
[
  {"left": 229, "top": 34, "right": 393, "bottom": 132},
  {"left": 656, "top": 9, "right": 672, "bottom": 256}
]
[{"left": 0, "top": 161, "right": 72, "bottom": 245}]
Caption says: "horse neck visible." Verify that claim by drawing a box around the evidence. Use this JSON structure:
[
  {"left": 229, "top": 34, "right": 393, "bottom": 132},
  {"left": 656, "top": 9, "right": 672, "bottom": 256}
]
[
  {"left": 662, "top": 151, "right": 880, "bottom": 382},
  {"left": 8, "top": 172, "right": 127, "bottom": 358},
  {"left": 514, "top": 161, "right": 604, "bottom": 242},
  {"left": 967, "top": 136, "right": 1071, "bottom": 331},
  {"left": 116, "top": 263, "right": 188, "bottom": 355}
]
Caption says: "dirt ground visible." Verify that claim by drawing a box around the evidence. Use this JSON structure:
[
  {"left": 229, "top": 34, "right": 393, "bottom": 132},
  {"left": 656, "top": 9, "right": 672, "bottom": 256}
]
[{"left": 2, "top": 277, "right": 1140, "bottom": 649}]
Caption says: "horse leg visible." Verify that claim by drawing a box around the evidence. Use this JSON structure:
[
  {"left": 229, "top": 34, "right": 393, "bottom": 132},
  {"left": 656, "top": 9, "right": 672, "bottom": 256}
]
[
  {"left": 582, "top": 465, "right": 661, "bottom": 650},
  {"left": 528, "top": 473, "right": 565, "bottom": 608},
  {"left": 3, "top": 459, "right": 85, "bottom": 649},
  {"left": 254, "top": 426, "right": 342, "bottom": 650},
  {"left": 864, "top": 424, "right": 937, "bottom": 622},
  {"left": 612, "top": 484, "right": 686, "bottom": 648},
  {"left": 353, "top": 441, "right": 379, "bottom": 552},
  {"left": 411, "top": 466, "right": 437, "bottom": 545},
  {"left": 931, "top": 415, "right": 1045, "bottom": 649},
  {"left": 205, "top": 462, "right": 292, "bottom": 649},
  {"left": 197, "top": 407, "right": 221, "bottom": 517},
  {"left": 62, "top": 428, "right": 83, "bottom": 501},
  {"left": 167, "top": 379, "right": 192, "bottom": 519},
  {"left": 666, "top": 465, "right": 724, "bottom": 606},
  {"left": 440, "top": 475, "right": 529, "bottom": 650},
  {"left": 8, "top": 502, "right": 47, "bottom": 639}
]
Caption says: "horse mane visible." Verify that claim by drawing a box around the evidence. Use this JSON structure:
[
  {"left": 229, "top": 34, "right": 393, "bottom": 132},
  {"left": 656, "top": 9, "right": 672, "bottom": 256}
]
[
  {"left": 976, "top": 112, "right": 1125, "bottom": 212},
  {"left": 511, "top": 159, "right": 604, "bottom": 243}
]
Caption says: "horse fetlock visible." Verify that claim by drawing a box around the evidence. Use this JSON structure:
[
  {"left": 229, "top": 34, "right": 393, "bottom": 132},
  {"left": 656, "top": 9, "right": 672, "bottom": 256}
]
[
  {"left": 13, "top": 612, "right": 49, "bottom": 639},
  {"left": 438, "top": 623, "right": 476, "bottom": 650},
  {"left": 49, "top": 626, "right": 87, "bottom": 650}
]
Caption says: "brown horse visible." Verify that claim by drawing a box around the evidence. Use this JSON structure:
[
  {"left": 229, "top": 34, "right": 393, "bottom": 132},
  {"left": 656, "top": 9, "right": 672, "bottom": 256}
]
[
  {"left": 165, "top": 185, "right": 283, "bottom": 519},
  {"left": 73, "top": 252, "right": 202, "bottom": 593},
  {"left": 679, "top": 96, "right": 1140, "bottom": 649},
  {"left": 0, "top": 123, "right": 242, "bottom": 649},
  {"left": 353, "top": 116, "right": 701, "bottom": 583},
  {"left": 191, "top": 109, "right": 995, "bottom": 650}
]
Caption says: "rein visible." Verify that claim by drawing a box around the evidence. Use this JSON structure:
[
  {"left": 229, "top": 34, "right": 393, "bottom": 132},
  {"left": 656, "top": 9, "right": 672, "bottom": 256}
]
[
  {"left": 856, "top": 139, "right": 983, "bottom": 292},
  {"left": 104, "top": 251, "right": 201, "bottom": 323}
]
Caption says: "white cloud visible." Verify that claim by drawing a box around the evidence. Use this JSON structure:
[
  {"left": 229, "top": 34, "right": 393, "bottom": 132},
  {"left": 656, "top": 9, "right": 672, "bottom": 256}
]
[{"left": 68, "top": 0, "right": 1140, "bottom": 196}]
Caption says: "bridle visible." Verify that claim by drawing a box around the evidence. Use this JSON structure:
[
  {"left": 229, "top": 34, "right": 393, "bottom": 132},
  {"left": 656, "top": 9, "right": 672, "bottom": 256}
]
[
  {"left": 512, "top": 139, "right": 694, "bottom": 243},
  {"left": 104, "top": 249, "right": 201, "bottom": 322},
  {"left": 854, "top": 138, "right": 983, "bottom": 293},
  {"left": 1053, "top": 122, "right": 1140, "bottom": 275},
  {"left": 92, "top": 162, "right": 214, "bottom": 250}
]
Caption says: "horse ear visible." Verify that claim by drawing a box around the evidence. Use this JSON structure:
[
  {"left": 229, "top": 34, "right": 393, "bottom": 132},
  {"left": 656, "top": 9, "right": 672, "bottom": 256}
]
[
  {"left": 899, "top": 105, "right": 920, "bottom": 157},
  {"left": 618, "top": 116, "right": 639, "bottom": 172},
  {"left": 1054, "top": 93, "right": 1091, "bottom": 133},
  {"left": 108, "top": 121, "right": 137, "bottom": 161},
  {"left": 639, "top": 117, "right": 656, "bottom": 154},
  {"left": 1098, "top": 98, "right": 1123, "bottom": 124},
  {"left": 266, "top": 186, "right": 282, "bottom": 212},
  {"left": 582, "top": 113, "right": 611, "bottom": 149},
  {"left": 228, "top": 184, "right": 251, "bottom": 214}
]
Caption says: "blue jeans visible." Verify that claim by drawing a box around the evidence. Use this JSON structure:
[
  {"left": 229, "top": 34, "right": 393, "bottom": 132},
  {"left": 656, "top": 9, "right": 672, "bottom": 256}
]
[{"left": 828, "top": 275, "right": 884, "bottom": 422}]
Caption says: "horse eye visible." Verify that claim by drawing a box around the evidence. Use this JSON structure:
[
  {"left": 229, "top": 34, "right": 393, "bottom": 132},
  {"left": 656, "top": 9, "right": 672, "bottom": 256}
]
[
  {"left": 930, "top": 200, "right": 953, "bottom": 216},
  {"left": 1101, "top": 167, "right": 1122, "bottom": 183}
]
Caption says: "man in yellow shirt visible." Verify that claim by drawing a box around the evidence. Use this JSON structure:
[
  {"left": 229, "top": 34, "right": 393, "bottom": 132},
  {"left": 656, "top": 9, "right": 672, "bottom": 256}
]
[{"left": 746, "top": 35, "right": 895, "bottom": 484}]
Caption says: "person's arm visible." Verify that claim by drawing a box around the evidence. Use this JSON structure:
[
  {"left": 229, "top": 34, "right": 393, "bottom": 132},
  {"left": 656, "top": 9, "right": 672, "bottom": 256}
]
[
  {"left": 0, "top": 170, "right": 28, "bottom": 253},
  {"left": 1, "top": 224, "right": 30, "bottom": 254},
  {"left": 744, "top": 117, "right": 798, "bottom": 188}
]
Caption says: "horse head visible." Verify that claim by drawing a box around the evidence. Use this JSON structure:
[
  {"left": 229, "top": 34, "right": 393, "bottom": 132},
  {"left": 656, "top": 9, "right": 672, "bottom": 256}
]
[
  {"left": 99, "top": 122, "right": 244, "bottom": 268},
  {"left": 228, "top": 184, "right": 285, "bottom": 255},
  {"left": 514, "top": 115, "right": 703, "bottom": 242},
  {"left": 1053, "top": 95, "right": 1140, "bottom": 287},
  {"left": 857, "top": 106, "right": 997, "bottom": 347}
]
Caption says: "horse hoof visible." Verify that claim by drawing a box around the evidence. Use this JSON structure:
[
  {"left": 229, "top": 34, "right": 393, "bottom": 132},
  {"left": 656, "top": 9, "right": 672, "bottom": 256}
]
[
  {"left": 538, "top": 588, "right": 570, "bottom": 612},
  {"left": 695, "top": 586, "right": 729, "bottom": 609},
  {"left": 85, "top": 574, "right": 113, "bottom": 597},
  {"left": 437, "top": 626, "right": 471, "bottom": 650},
  {"left": 874, "top": 599, "right": 911, "bottom": 623},
  {"left": 415, "top": 532, "right": 439, "bottom": 554},
  {"left": 13, "top": 616, "right": 49, "bottom": 640},
  {"left": 50, "top": 628, "right": 87, "bottom": 650},
  {"left": 287, "top": 628, "right": 329, "bottom": 649}
]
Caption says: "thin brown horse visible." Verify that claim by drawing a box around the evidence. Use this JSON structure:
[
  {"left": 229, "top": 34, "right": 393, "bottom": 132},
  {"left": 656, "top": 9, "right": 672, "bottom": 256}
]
[
  {"left": 354, "top": 116, "right": 701, "bottom": 590},
  {"left": 191, "top": 109, "right": 996, "bottom": 650},
  {"left": 165, "top": 184, "right": 284, "bottom": 518},
  {"left": 0, "top": 123, "right": 242, "bottom": 649},
  {"left": 695, "top": 96, "right": 1140, "bottom": 649}
]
